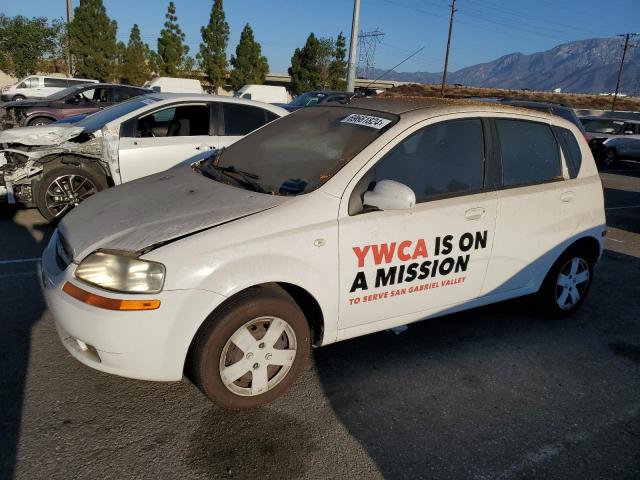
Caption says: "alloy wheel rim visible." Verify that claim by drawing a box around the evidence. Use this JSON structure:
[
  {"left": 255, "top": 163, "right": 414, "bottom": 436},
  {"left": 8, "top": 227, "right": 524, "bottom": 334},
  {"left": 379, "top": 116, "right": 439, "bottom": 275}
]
[
  {"left": 605, "top": 151, "right": 615, "bottom": 166},
  {"left": 555, "top": 257, "right": 589, "bottom": 310},
  {"left": 45, "top": 174, "right": 98, "bottom": 218},
  {"left": 219, "top": 316, "right": 297, "bottom": 397}
]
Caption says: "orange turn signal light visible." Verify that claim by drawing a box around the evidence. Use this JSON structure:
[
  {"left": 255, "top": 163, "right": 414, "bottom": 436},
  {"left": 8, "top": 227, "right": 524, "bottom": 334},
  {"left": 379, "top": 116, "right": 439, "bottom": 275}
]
[{"left": 63, "top": 282, "right": 160, "bottom": 311}]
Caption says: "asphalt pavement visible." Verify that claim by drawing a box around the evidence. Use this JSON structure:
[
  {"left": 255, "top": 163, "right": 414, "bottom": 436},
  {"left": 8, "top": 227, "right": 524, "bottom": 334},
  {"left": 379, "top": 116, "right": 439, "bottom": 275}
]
[{"left": 0, "top": 160, "right": 639, "bottom": 480}]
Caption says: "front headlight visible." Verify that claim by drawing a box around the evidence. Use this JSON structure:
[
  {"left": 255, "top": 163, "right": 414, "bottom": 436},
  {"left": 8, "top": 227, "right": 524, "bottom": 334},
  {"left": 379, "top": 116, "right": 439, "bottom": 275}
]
[{"left": 75, "top": 251, "right": 165, "bottom": 293}]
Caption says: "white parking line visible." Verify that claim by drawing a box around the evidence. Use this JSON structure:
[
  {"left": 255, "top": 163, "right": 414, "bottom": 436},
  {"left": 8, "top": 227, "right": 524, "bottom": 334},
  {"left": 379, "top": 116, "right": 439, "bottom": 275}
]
[
  {"left": 606, "top": 205, "right": 640, "bottom": 210},
  {"left": 607, "top": 238, "right": 624, "bottom": 243},
  {"left": 0, "top": 257, "right": 41, "bottom": 265}
]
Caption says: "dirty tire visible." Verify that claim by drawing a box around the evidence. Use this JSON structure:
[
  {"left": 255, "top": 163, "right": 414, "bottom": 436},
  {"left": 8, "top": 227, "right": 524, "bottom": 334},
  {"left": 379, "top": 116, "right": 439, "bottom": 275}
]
[
  {"left": 538, "top": 246, "right": 594, "bottom": 318},
  {"left": 27, "top": 116, "right": 54, "bottom": 127},
  {"left": 35, "top": 165, "right": 107, "bottom": 222},
  {"left": 189, "top": 287, "right": 310, "bottom": 409}
]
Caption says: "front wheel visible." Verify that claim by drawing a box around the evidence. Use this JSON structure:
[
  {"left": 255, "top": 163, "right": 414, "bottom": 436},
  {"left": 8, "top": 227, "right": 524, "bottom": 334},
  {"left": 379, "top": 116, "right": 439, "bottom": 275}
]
[
  {"left": 538, "top": 248, "right": 594, "bottom": 317},
  {"left": 35, "top": 165, "right": 107, "bottom": 222},
  {"left": 12, "top": 94, "right": 26, "bottom": 101},
  {"left": 189, "top": 287, "right": 310, "bottom": 409},
  {"left": 27, "top": 116, "right": 54, "bottom": 127}
]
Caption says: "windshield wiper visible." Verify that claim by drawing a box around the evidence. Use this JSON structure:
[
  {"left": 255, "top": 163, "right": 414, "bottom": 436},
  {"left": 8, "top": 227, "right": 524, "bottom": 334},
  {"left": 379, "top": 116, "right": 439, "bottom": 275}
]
[{"left": 211, "top": 165, "right": 268, "bottom": 193}]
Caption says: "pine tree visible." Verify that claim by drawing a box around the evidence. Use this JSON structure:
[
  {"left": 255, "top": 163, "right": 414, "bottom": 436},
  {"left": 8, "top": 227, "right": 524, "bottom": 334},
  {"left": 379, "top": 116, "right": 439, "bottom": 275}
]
[
  {"left": 69, "top": 0, "right": 117, "bottom": 81},
  {"left": 199, "top": 0, "right": 229, "bottom": 90},
  {"left": 328, "top": 32, "right": 347, "bottom": 90},
  {"left": 288, "top": 33, "right": 322, "bottom": 95},
  {"left": 157, "top": 2, "right": 189, "bottom": 77},
  {"left": 317, "top": 37, "right": 335, "bottom": 88},
  {"left": 122, "top": 24, "right": 151, "bottom": 86},
  {"left": 230, "top": 23, "right": 269, "bottom": 90}
]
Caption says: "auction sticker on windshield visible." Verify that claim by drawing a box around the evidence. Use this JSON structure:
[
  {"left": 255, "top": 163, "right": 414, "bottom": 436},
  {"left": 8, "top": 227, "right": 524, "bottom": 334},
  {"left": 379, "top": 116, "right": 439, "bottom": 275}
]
[{"left": 341, "top": 113, "right": 392, "bottom": 129}]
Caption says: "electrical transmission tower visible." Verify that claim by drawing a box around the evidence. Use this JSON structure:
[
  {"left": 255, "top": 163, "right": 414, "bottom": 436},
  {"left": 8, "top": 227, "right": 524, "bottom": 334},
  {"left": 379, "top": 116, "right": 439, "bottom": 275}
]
[{"left": 357, "top": 28, "right": 385, "bottom": 80}]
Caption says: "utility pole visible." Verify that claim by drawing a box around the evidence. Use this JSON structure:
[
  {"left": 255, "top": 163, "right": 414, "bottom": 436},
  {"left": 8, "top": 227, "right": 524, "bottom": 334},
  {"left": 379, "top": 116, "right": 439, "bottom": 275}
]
[
  {"left": 346, "top": 0, "right": 360, "bottom": 93},
  {"left": 440, "top": 0, "right": 457, "bottom": 97},
  {"left": 612, "top": 33, "right": 638, "bottom": 112},
  {"left": 66, "top": 0, "right": 73, "bottom": 76}
]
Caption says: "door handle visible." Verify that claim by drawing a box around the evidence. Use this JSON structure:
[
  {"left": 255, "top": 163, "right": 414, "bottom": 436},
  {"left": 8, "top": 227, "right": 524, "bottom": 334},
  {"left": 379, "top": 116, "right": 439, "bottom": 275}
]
[
  {"left": 465, "top": 207, "right": 485, "bottom": 220},
  {"left": 560, "top": 191, "right": 574, "bottom": 203}
]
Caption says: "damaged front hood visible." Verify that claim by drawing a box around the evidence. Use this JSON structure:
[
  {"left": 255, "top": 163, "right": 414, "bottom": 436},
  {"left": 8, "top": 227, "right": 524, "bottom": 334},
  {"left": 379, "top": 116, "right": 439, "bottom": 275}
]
[
  {"left": 58, "top": 166, "right": 288, "bottom": 261},
  {"left": 0, "top": 125, "right": 85, "bottom": 146}
]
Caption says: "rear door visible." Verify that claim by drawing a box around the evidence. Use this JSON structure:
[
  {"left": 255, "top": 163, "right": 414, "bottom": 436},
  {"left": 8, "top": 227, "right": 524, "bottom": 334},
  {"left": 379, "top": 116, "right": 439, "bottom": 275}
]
[
  {"left": 219, "top": 103, "right": 280, "bottom": 148},
  {"left": 481, "top": 117, "right": 569, "bottom": 297},
  {"left": 118, "top": 102, "right": 217, "bottom": 182}
]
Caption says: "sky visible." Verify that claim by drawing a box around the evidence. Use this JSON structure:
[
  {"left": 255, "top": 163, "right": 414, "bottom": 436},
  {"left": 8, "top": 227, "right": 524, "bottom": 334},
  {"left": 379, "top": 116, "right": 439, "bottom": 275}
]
[{"left": 2, "top": 0, "right": 639, "bottom": 74}]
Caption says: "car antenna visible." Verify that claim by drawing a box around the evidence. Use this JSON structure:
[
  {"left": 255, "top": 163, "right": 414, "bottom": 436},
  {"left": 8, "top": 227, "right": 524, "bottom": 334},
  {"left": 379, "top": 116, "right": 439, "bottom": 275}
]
[{"left": 348, "top": 46, "right": 425, "bottom": 102}]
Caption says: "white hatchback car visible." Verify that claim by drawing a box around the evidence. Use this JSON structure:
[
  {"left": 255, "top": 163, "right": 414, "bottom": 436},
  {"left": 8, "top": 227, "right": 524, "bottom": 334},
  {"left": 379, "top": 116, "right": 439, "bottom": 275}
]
[
  {"left": 42, "top": 98, "right": 606, "bottom": 408},
  {"left": 0, "top": 93, "right": 287, "bottom": 220}
]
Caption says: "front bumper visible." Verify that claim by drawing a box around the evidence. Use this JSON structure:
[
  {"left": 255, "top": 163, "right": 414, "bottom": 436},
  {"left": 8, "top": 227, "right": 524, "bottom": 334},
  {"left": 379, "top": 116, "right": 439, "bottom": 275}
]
[{"left": 41, "top": 234, "right": 226, "bottom": 381}]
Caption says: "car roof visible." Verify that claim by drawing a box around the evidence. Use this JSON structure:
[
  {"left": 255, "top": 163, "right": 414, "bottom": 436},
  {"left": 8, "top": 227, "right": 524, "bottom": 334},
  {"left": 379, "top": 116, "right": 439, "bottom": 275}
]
[
  {"left": 138, "top": 93, "right": 290, "bottom": 115},
  {"left": 583, "top": 116, "right": 640, "bottom": 124},
  {"left": 499, "top": 99, "right": 571, "bottom": 110},
  {"left": 348, "top": 96, "right": 561, "bottom": 121}
]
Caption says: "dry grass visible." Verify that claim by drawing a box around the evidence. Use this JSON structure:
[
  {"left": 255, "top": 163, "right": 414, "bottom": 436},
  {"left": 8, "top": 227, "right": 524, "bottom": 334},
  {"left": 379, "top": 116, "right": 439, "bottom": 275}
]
[{"left": 382, "top": 84, "right": 640, "bottom": 112}]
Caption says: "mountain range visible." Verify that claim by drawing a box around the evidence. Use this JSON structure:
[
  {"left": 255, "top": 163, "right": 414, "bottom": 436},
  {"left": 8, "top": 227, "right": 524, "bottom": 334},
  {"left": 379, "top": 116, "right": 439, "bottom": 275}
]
[{"left": 374, "top": 38, "right": 640, "bottom": 95}]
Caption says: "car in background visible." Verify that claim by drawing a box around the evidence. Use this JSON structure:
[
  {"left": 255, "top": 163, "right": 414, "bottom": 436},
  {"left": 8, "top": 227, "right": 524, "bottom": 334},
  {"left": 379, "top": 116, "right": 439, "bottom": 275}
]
[
  {"left": 580, "top": 117, "right": 640, "bottom": 166},
  {"left": 0, "top": 83, "right": 151, "bottom": 129},
  {"left": 1, "top": 75, "right": 98, "bottom": 102},
  {"left": 280, "top": 91, "right": 350, "bottom": 112},
  {"left": 234, "top": 85, "right": 289, "bottom": 104},
  {"left": 143, "top": 77, "right": 203, "bottom": 94},
  {"left": 498, "top": 99, "right": 588, "bottom": 140},
  {"left": 0, "top": 94, "right": 287, "bottom": 220}
]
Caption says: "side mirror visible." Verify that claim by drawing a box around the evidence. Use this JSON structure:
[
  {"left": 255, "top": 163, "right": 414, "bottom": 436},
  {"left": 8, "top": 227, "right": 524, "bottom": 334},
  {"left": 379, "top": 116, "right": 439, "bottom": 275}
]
[
  {"left": 151, "top": 86, "right": 161, "bottom": 93},
  {"left": 363, "top": 180, "right": 416, "bottom": 211},
  {"left": 67, "top": 95, "right": 81, "bottom": 105}
]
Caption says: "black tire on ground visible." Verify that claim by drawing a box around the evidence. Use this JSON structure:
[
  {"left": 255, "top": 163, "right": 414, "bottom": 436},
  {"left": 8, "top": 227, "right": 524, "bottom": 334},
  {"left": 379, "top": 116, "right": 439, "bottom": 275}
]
[
  {"left": 602, "top": 148, "right": 617, "bottom": 168},
  {"left": 537, "top": 246, "right": 595, "bottom": 318},
  {"left": 35, "top": 165, "right": 108, "bottom": 222},
  {"left": 188, "top": 286, "right": 311, "bottom": 409},
  {"left": 27, "top": 116, "right": 54, "bottom": 127},
  {"left": 12, "top": 95, "right": 26, "bottom": 101}
]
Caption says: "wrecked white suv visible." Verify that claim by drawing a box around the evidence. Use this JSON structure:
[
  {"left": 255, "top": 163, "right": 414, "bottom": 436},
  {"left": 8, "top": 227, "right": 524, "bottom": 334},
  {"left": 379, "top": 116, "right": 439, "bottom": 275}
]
[
  {"left": 42, "top": 98, "right": 606, "bottom": 409},
  {"left": 0, "top": 93, "right": 287, "bottom": 221}
]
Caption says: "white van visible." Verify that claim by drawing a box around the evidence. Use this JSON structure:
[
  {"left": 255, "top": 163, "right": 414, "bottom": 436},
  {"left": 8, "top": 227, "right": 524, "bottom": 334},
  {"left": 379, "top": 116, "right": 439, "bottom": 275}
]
[
  {"left": 42, "top": 98, "right": 605, "bottom": 409},
  {"left": 234, "top": 84, "right": 289, "bottom": 104},
  {"left": 143, "top": 77, "right": 203, "bottom": 94},
  {"left": 1, "top": 75, "right": 98, "bottom": 102}
]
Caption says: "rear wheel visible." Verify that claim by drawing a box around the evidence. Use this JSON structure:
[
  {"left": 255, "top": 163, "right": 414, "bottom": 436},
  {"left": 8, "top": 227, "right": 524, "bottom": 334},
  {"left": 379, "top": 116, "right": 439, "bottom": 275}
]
[
  {"left": 27, "top": 116, "right": 54, "bottom": 127},
  {"left": 12, "top": 94, "right": 26, "bottom": 101},
  {"left": 35, "top": 165, "right": 107, "bottom": 222},
  {"left": 538, "top": 247, "right": 594, "bottom": 317},
  {"left": 189, "top": 287, "right": 310, "bottom": 409}
]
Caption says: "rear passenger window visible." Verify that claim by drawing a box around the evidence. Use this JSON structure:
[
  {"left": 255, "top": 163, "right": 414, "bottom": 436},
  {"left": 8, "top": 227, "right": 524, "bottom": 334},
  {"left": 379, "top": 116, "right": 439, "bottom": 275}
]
[
  {"left": 496, "top": 119, "right": 561, "bottom": 186},
  {"left": 556, "top": 127, "right": 582, "bottom": 178},
  {"left": 44, "top": 78, "right": 69, "bottom": 87},
  {"left": 370, "top": 119, "right": 485, "bottom": 203},
  {"left": 223, "top": 104, "right": 269, "bottom": 136}
]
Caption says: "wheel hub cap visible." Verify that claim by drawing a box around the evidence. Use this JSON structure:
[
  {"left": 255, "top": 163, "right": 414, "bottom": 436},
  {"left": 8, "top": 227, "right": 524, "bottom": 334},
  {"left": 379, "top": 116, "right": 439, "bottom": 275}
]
[
  {"left": 45, "top": 174, "right": 98, "bottom": 217},
  {"left": 555, "top": 257, "right": 590, "bottom": 310},
  {"left": 219, "top": 316, "right": 297, "bottom": 397}
]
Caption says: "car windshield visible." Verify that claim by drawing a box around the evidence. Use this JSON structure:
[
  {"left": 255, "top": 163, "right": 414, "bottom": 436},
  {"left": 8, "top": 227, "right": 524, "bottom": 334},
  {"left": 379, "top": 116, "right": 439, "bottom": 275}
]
[
  {"left": 582, "top": 119, "right": 625, "bottom": 134},
  {"left": 200, "top": 106, "right": 397, "bottom": 195},
  {"left": 74, "top": 96, "right": 161, "bottom": 133},
  {"left": 289, "top": 92, "right": 326, "bottom": 107},
  {"left": 45, "top": 85, "right": 87, "bottom": 101}
]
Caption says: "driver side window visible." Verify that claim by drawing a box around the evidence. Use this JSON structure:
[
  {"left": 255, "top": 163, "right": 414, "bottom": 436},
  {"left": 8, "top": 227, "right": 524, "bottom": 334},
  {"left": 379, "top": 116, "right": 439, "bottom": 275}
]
[
  {"left": 134, "top": 104, "right": 210, "bottom": 138},
  {"left": 349, "top": 119, "right": 486, "bottom": 214}
]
